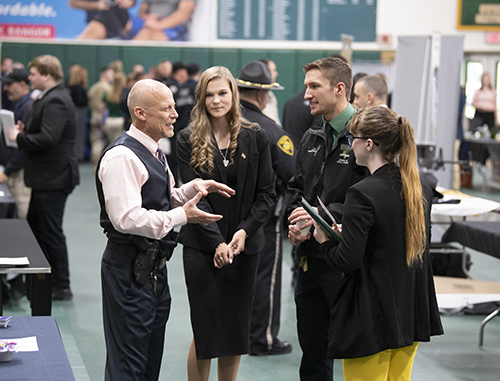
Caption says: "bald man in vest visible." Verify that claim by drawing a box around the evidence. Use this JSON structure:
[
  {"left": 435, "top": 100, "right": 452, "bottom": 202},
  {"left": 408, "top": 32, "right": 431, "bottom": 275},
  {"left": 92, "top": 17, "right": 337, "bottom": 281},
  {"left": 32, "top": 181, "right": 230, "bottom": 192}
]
[{"left": 96, "top": 79, "right": 234, "bottom": 381}]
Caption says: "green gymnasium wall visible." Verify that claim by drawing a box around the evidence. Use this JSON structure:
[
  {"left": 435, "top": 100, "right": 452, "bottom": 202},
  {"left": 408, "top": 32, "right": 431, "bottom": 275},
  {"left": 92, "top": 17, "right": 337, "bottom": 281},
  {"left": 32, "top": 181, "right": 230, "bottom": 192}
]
[{"left": 1, "top": 42, "right": 380, "bottom": 117}]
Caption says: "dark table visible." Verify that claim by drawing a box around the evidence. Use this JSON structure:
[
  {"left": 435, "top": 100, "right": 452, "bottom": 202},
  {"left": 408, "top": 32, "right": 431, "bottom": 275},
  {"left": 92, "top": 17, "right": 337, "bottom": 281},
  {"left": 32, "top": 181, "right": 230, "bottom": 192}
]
[
  {"left": 0, "top": 183, "right": 17, "bottom": 218},
  {"left": 462, "top": 138, "right": 500, "bottom": 190},
  {"left": 441, "top": 221, "right": 500, "bottom": 345},
  {"left": 442, "top": 221, "right": 500, "bottom": 260},
  {"left": 0, "top": 219, "right": 51, "bottom": 316},
  {"left": 462, "top": 137, "right": 500, "bottom": 163},
  {"left": 0, "top": 316, "right": 74, "bottom": 380}
]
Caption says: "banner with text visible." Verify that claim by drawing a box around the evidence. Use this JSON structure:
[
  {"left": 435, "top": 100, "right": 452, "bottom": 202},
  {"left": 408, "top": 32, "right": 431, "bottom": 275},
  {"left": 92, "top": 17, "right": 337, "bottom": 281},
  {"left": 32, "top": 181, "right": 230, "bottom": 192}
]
[{"left": 217, "top": 0, "right": 377, "bottom": 42}]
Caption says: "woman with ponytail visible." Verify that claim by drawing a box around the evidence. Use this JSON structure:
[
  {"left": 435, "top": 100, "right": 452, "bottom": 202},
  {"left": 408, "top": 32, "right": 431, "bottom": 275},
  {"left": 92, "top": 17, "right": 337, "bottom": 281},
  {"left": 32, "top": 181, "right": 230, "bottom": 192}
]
[{"left": 313, "top": 106, "right": 443, "bottom": 380}]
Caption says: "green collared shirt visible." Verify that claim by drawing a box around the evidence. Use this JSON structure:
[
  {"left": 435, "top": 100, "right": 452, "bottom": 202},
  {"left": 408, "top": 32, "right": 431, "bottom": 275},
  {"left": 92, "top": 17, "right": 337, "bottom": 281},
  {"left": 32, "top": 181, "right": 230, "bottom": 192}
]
[{"left": 323, "top": 103, "right": 356, "bottom": 151}]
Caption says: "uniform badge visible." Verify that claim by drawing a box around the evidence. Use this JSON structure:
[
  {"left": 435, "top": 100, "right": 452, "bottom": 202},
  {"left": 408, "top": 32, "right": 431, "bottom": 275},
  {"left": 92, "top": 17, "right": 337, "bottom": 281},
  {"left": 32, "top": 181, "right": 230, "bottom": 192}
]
[{"left": 278, "top": 136, "right": 294, "bottom": 156}]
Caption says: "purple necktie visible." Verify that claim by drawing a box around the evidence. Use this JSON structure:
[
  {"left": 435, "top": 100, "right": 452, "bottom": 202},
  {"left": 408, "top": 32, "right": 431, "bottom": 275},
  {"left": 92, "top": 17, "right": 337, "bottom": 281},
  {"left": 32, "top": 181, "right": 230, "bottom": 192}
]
[{"left": 156, "top": 148, "right": 167, "bottom": 167}]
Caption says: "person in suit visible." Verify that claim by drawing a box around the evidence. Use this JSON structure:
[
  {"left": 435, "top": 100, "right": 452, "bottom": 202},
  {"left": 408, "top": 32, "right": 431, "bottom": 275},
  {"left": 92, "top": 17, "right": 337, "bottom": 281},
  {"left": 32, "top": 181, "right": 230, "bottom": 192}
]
[
  {"left": 176, "top": 66, "right": 275, "bottom": 381},
  {"left": 236, "top": 61, "right": 295, "bottom": 356},
  {"left": 313, "top": 106, "right": 443, "bottom": 380},
  {"left": 8, "top": 55, "right": 80, "bottom": 300},
  {"left": 96, "top": 78, "right": 234, "bottom": 381},
  {"left": 287, "top": 57, "right": 367, "bottom": 381}
]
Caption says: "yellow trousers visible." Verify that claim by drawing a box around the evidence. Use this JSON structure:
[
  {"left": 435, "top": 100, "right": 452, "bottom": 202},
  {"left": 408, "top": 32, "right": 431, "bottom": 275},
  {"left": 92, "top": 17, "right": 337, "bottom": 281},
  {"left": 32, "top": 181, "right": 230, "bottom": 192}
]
[{"left": 343, "top": 342, "right": 419, "bottom": 381}]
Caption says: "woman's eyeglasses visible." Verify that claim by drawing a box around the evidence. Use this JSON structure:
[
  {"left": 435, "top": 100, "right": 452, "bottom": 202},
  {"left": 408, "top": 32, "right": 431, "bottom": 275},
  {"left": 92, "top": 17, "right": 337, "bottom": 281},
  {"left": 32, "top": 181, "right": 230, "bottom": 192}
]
[{"left": 346, "top": 134, "right": 379, "bottom": 147}]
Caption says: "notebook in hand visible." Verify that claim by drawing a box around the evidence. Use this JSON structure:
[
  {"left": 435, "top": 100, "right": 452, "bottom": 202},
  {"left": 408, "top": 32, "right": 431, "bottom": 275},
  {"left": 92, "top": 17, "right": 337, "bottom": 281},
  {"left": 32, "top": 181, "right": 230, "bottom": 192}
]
[{"left": 300, "top": 197, "right": 340, "bottom": 244}]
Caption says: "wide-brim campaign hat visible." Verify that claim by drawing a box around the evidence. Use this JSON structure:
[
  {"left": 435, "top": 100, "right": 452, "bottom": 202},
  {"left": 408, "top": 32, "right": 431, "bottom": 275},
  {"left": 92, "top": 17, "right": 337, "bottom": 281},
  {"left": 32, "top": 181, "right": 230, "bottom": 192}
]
[{"left": 236, "top": 61, "right": 284, "bottom": 90}]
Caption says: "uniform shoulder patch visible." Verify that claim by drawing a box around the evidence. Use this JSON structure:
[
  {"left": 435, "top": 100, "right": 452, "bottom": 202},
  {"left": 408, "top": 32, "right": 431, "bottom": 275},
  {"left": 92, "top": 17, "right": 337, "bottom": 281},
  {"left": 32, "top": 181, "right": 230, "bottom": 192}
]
[{"left": 277, "top": 135, "right": 294, "bottom": 156}]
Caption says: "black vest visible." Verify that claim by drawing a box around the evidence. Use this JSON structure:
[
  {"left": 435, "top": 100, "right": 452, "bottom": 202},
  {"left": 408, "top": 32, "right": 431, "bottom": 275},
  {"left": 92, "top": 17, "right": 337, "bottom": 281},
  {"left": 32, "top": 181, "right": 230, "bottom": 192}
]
[{"left": 96, "top": 132, "right": 177, "bottom": 259}]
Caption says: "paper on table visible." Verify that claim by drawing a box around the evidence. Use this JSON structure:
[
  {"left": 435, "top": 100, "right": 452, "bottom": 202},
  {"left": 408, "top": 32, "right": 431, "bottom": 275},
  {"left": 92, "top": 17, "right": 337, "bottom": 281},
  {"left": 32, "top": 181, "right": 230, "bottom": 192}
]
[
  {"left": 5, "top": 336, "right": 39, "bottom": 352},
  {"left": 0, "top": 109, "right": 18, "bottom": 148},
  {"left": 0, "top": 257, "right": 30, "bottom": 266}
]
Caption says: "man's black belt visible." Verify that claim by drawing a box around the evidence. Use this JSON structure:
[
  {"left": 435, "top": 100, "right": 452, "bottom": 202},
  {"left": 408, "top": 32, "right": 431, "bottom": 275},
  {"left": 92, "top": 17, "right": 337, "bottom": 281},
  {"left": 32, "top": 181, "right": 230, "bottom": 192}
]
[
  {"left": 106, "top": 240, "right": 138, "bottom": 258},
  {"left": 106, "top": 239, "right": 167, "bottom": 270}
]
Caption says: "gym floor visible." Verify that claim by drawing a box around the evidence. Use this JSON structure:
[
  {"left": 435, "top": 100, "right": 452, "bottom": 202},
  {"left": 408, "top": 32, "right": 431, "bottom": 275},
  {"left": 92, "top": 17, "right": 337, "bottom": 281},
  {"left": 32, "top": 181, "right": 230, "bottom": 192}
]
[{"left": 3, "top": 162, "right": 500, "bottom": 380}]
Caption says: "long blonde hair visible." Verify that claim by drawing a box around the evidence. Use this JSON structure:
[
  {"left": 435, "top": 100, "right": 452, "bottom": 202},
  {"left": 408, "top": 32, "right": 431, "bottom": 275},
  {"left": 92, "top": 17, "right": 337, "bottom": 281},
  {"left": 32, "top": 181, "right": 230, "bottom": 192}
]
[
  {"left": 188, "top": 66, "right": 253, "bottom": 174},
  {"left": 68, "top": 66, "right": 88, "bottom": 89},
  {"left": 349, "top": 107, "right": 426, "bottom": 267},
  {"left": 106, "top": 72, "right": 126, "bottom": 104}
]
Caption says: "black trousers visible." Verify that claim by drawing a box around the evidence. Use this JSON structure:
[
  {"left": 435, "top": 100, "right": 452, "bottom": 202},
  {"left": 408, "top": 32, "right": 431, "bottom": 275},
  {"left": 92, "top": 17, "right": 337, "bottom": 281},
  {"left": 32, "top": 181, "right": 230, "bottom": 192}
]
[
  {"left": 471, "top": 109, "right": 495, "bottom": 132},
  {"left": 27, "top": 188, "right": 71, "bottom": 289},
  {"left": 295, "top": 256, "right": 343, "bottom": 381},
  {"left": 250, "top": 214, "right": 283, "bottom": 353},
  {"left": 101, "top": 242, "right": 171, "bottom": 381}
]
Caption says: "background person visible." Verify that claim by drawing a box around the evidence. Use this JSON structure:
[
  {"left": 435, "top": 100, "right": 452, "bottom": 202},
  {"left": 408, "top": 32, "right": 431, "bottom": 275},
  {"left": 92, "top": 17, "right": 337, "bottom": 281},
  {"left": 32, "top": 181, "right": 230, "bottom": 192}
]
[
  {"left": 471, "top": 72, "right": 498, "bottom": 134},
  {"left": 68, "top": 65, "right": 89, "bottom": 161},
  {"left": 313, "top": 106, "right": 443, "bottom": 380},
  {"left": 156, "top": 59, "right": 172, "bottom": 83},
  {"left": 69, "top": 0, "right": 137, "bottom": 39},
  {"left": 103, "top": 71, "right": 127, "bottom": 143},
  {"left": 236, "top": 61, "right": 295, "bottom": 356},
  {"left": 88, "top": 66, "right": 113, "bottom": 170},
  {"left": 8, "top": 55, "right": 80, "bottom": 301},
  {"left": 176, "top": 66, "right": 275, "bottom": 381},
  {"left": 351, "top": 74, "right": 388, "bottom": 109},
  {"left": 0, "top": 68, "right": 33, "bottom": 218},
  {"left": 1, "top": 57, "right": 14, "bottom": 110},
  {"left": 258, "top": 58, "right": 282, "bottom": 125},
  {"left": 96, "top": 78, "right": 234, "bottom": 381},
  {"left": 132, "top": 0, "right": 196, "bottom": 41},
  {"left": 349, "top": 72, "right": 367, "bottom": 104},
  {"left": 175, "top": 62, "right": 201, "bottom": 133},
  {"left": 0, "top": 68, "right": 33, "bottom": 301}
]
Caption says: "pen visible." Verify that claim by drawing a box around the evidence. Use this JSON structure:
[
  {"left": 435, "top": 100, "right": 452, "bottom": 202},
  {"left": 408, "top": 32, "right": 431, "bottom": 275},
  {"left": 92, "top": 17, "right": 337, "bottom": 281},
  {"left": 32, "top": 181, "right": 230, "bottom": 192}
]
[{"left": 317, "top": 196, "right": 337, "bottom": 225}]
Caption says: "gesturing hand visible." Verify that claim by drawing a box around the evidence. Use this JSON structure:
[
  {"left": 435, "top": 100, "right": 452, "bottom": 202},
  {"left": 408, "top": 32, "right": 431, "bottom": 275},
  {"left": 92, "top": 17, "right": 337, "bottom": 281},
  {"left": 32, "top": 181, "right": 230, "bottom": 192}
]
[
  {"left": 183, "top": 192, "right": 223, "bottom": 224},
  {"left": 193, "top": 179, "right": 235, "bottom": 198}
]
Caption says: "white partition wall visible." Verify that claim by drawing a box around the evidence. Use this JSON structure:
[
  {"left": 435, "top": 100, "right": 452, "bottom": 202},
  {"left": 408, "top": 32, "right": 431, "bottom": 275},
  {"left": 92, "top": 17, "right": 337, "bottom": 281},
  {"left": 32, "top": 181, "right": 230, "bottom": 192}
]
[{"left": 392, "top": 35, "right": 464, "bottom": 189}]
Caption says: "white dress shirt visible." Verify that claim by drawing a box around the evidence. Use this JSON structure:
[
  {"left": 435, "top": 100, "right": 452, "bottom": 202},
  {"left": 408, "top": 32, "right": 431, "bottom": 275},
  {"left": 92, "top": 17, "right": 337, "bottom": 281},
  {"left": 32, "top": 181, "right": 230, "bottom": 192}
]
[{"left": 98, "top": 125, "right": 196, "bottom": 240}]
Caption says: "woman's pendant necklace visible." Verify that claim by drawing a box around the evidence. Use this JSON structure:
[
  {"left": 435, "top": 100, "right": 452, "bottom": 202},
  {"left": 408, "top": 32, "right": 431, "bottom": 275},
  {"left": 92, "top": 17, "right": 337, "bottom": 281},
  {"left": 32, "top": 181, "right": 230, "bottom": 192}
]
[{"left": 219, "top": 138, "right": 230, "bottom": 167}]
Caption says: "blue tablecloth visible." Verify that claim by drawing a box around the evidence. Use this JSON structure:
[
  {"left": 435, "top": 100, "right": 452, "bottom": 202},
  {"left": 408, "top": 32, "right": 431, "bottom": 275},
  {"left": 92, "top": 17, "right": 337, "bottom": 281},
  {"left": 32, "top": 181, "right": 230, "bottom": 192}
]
[{"left": 0, "top": 316, "right": 74, "bottom": 380}]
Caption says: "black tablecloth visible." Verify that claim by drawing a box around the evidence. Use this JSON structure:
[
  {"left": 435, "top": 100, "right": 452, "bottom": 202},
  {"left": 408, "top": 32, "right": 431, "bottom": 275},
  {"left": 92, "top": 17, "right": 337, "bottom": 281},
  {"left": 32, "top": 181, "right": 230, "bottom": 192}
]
[
  {"left": 461, "top": 138, "right": 500, "bottom": 164},
  {"left": 0, "top": 316, "right": 74, "bottom": 380},
  {"left": 442, "top": 221, "right": 500, "bottom": 259},
  {"left": 0, "top": 183, "right": 17, "bottom": 218},
  {"left": 0, "top": 219, "right": 52, "bottom": 316}
]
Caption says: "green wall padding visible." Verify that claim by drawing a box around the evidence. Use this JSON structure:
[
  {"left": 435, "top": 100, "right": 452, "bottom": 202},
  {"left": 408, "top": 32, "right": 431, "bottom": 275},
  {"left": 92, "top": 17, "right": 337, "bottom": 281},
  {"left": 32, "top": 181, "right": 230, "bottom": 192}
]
[{"left": 1, "top": 42, "right": 381, "bottom": 120}]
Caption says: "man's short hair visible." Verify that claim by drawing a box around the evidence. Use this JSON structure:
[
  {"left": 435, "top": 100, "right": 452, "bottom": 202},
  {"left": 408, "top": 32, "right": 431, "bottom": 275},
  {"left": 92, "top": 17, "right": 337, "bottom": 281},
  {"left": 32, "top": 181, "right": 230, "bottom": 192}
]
[
  {"left": 186, "top": 62, "right": 200, "bottom": 77},
  {"left": 28, "top": 55, "right": 63, "bottom": 82},
  {"left": 303, "top": 57, "right": 352, "bottom": 101},
  {"left": 357, "top": 74, "right": 388, "bottom": 100}
]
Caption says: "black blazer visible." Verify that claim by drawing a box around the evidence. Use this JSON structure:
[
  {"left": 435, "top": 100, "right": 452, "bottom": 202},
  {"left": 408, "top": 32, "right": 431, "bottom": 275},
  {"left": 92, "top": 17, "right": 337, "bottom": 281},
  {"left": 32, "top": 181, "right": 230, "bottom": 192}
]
[
  {"left": 17, "top": 83, "right": 79, "bottom": 191},
  {"left": 322, "top": 164, "right": 443, "bottom": 359},
  {"left": 176, "top": 125, "right": 276, "bottom": 255}
]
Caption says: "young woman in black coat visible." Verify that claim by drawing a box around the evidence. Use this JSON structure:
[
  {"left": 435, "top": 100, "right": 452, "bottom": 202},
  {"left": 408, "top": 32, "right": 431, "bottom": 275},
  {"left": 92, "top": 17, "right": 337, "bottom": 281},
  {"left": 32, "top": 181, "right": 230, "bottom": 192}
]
[
  {"left": 314, "top": 106, "right": 443, "bottom": 381},
  {"left": 176, "top": 66, "right": 275, "bottom": 381}
]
